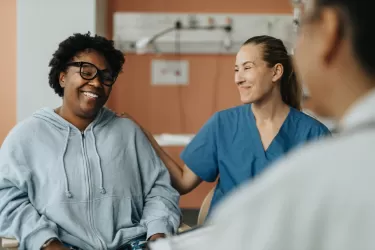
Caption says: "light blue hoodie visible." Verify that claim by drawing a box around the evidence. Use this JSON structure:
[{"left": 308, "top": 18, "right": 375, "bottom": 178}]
[{"left": 0, "top": 107, "right": 181, "bottom": 250}]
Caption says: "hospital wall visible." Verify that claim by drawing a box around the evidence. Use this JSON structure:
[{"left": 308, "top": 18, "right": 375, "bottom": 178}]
[
  {"left": 0, "top": 0, "right": 17, "bottom": 144},
  {"left": 0, "top": 0, "right": 293, "bottom": 209},
  {"left": 0, "top": 0, "right": 106, "bottom": 142}
]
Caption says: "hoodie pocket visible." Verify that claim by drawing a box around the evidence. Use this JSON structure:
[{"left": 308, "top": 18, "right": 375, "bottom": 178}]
[
  {"left": 91, "top": 195, "right": 147, "bottom": 246},
  {"left": 44, "top": 201, "right": 95, "bottom": 244}
]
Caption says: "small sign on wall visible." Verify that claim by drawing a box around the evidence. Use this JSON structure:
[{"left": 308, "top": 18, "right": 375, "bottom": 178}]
[{"left": 151, "top": 59, "right": 189, "bottom": 85}]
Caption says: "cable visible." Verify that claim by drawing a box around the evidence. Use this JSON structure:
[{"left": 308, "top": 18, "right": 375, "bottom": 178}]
[
  {"left": 171, "top": 20, "right": 232, "bottom": 132},
  {"left": 175, "top": 20, "right": 186, "bottom": 133},
  {"left": 210, "top": 33, "right": 228, "bottom": 115},
  {"left": 211, "top": 19, "right": 233, "bottom": 115}
]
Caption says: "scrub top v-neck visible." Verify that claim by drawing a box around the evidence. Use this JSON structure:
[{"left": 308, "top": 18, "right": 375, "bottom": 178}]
[
  {"left": 247, "top": 105, "right": 292, "bottom": 163},
  {"left": 181, "top": 104, "right": 330, "bottom": 214}
]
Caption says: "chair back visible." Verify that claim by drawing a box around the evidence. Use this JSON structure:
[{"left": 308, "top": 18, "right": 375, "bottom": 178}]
[{"left": 197, "top": 187, "right": 215, "bottom": 225}]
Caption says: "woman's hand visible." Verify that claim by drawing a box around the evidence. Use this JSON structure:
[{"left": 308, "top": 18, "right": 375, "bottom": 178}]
[
  {"left": 148, "top": 233, "right": 166, "bottom": 242},
  {"left": 42, "top": 239, "right": 70, "bottom": 250},
  {"left": 116, "top": 111, "right": 135, "bottom": 121}
]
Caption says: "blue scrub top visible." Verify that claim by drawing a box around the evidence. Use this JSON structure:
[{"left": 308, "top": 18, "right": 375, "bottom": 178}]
[{"left": 181, "top": 104, "right": 330, "bottom": 216}]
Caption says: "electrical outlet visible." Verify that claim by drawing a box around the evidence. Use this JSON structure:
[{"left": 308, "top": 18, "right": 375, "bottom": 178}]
[
  {"left": 188, "top": 15, "right": 198, "bottom": 28},
  {"left": 151, "top": 59, "right": 189, "bottom": 85}
]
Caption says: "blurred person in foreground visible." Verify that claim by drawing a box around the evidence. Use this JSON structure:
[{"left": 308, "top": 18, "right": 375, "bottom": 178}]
[{"left": 149, "top": 0, "right": 375, "bottom": 249}]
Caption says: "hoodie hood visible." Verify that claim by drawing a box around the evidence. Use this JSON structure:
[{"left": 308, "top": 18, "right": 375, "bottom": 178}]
[
  {"left": 32, "top": 107, "right": 116, "bottom": 198},
  {"left": 32, "top": 107, "right": 115, "bottom": 133}
]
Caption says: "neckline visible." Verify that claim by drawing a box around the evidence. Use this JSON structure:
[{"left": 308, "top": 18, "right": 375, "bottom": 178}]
[
  {"left": 247, "top": 104, "right": 292, "bottom": 157},
  {"left": 46, "top": 106, "right": 105, "bottom": 133}
]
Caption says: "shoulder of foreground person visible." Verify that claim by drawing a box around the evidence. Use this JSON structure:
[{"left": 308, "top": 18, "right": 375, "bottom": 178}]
[
  {"left": 209, "top": 132, "right": 375, "bottom": 249},
  {"left": 150, "top": 133, "right": 375, "bottom": 250},
  {"left": 213, "top": 129, "right": 373, "bottom": 214}
]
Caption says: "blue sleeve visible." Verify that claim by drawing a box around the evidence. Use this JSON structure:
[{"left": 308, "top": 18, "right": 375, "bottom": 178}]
[{"left": 180, "top": 113, "right": 219, "bottom": 182}]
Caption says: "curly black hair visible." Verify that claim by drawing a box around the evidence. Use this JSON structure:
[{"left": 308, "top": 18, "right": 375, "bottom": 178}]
[{"left": 48, "top": 32, "right": 125, "bottom": 97}]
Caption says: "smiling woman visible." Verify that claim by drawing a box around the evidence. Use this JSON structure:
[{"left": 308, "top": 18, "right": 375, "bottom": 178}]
[
  {"left": 48, "top": 32, "right": 124, "bottom": 130},
  {"left": 129, "top": 35, "right": 331, "bottom": 220},
  {"left": 0, "top": 32, "right": 181, "bottom": 250},
  {"left": 236, "top": 36, "right": 301, "bottom": 111}
]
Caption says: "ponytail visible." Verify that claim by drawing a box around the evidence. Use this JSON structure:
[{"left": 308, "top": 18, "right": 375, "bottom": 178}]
[{"left": 279, "top": 55, "right": 302, "bottom": 110}]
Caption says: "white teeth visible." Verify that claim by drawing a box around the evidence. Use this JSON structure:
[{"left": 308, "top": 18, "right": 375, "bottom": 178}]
[{"left": 83, "top": 92, "right": 98, "bottom": 98}]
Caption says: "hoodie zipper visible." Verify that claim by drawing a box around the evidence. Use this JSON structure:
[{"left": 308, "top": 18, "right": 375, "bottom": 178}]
[{"left": 82, "top": 132, "right": 106, "bottom": 249}]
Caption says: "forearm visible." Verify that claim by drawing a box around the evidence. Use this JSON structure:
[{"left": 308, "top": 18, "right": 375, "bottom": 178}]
[
  {"left": 141, "top": 181, "right": 181, "bottom": 238},
  {"left": 143, "top": 215, "right": 178, "bottom": 239},
  {"left": 148, "top": 225, "right": 217, "bottom": 250},
  {"left": 135, "top": 124, "right": 181, "bottom": 237}
]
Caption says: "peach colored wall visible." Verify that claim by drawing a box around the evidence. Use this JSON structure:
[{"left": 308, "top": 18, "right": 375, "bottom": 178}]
[
  {"left": 0, "top": 1, "right": 16, "bottom": 144},
  {"left": 106, "top": 0, "right": 293, "bottom": 208}
]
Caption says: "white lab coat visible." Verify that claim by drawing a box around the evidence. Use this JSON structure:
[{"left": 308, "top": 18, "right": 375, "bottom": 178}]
[{"left": 149, "top": 89, "right": 375, "bottom": 250}]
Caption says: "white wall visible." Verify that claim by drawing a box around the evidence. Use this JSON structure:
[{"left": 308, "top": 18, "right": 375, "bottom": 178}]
[{"left": 16, "top": 0, "right": 107, "bottom": 122}]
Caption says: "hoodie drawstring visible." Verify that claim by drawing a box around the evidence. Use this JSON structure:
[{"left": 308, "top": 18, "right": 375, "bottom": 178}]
[
  {"left": 62, "top": 126, "right": 73, "bottom": 198},
  {"left": 91, "top": 128, "right": 106, "bottom": 194}
]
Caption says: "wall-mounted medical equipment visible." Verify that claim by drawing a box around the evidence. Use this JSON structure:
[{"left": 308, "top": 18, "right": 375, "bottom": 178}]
[{"left": 113, "top": 13, "right": 294, "bottom": 55}]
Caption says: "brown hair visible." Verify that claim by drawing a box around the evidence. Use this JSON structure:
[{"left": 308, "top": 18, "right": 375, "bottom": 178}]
[{"left": 243, "top": 35, "right": 302, "bottom": 110}]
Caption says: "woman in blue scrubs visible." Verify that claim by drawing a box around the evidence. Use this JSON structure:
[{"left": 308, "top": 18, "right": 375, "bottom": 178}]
[{"left": 127, "top": 35, "right": 330, "bottom": 216}]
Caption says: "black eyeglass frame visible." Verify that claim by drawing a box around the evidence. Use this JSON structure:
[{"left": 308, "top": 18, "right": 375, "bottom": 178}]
[{"left": 65, "top": 61, "right": 118, "bottom": 87}]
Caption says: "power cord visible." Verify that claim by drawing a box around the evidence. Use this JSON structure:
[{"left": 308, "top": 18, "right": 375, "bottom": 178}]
[{"left": 175, "top": 20, "right": 187, "bottom": 133}]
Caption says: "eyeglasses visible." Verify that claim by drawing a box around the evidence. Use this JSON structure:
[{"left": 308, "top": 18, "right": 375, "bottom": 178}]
[
  {"left": 290, "top": 0, "right": 313, "bottom": 53},
  {"left": 66, "top": 61, "right": 117, "bottom": 87}
]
